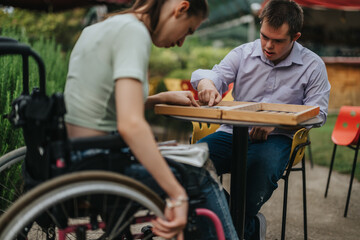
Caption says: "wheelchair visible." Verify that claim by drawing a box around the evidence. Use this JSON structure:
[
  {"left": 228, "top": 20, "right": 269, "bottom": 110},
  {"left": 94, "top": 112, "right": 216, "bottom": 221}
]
[{"left": 0, "top": 38, "right": 225, "bottom": 239}]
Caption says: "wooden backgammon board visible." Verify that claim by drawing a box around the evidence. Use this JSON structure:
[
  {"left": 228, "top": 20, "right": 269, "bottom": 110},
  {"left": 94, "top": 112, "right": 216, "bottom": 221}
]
[{"left": 155, "top": 101, "right": 319, "bottom": 125}]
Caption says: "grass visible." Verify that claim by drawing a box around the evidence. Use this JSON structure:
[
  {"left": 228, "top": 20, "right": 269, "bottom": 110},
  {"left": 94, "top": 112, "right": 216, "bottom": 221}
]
[{"left": 309, "top": 113, "right": 360, "bottom": 181}]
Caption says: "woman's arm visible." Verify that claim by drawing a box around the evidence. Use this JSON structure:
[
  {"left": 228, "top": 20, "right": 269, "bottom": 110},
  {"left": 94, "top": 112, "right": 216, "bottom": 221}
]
[
  {"left": 115, "top": 78, "right": 188, "bottom": 239},
  {"left": 145, "top": 91, "right": 199, "bottom": 110}
]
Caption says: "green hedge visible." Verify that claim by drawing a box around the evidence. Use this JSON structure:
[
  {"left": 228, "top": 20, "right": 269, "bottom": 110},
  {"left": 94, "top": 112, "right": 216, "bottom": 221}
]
[
  {"left": 0, "top": 27, "right": 71, "bottom": 212},
  {"left": 149, "top": 38, "right": 232, "bottom": 80},
  {"left": 0, "top": 27, "right": 70, "bottom": 156}
]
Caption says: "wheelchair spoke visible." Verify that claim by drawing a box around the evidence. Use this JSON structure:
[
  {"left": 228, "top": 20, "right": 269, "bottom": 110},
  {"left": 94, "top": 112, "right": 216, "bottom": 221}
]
[
  {"left": 85, "top": 195, "right": 92, "bottom": 217},
  {"left": 108, "top": 200, "right": 133, "bottom": 239},
  {"left": 0, "top": 184, "right": 22, "bottom": 214},
  {"left": 60, "top": 202, "right": 70, "bottom": 220},
  {"left": 112, "top": 215, "right": 136, "bottom": 239},
  {"left": 46, "top": 210, "right": 64, "bottom": 231},
  {"left": 0, "top": 195, "right": 15, "bottom": 208},
  {"left": 104, "top": 195, "right": 120, "bottom": 233},
  {"left": 73, "top": 197, "right": 79, "bottom": 219},
  {"left": 102, "top": 194, "right": 108, "bottom": 221},
  {"left": 0, "top": 172, "right": 165, "bottom": 240},
  {"left": 0, "top": 150, "right": 24, "bottom": 217},
  {"left": 0, "top": 178, "right": 22, "bottom": 197}
]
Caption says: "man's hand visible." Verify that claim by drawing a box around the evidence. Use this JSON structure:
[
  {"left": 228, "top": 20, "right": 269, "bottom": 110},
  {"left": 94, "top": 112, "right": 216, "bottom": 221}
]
[
  {"left": 197, "top": 79, "right": 222, "bottom": 106},
  {"left": 249, "top": 127, "right": 275, "bottom": 141}
]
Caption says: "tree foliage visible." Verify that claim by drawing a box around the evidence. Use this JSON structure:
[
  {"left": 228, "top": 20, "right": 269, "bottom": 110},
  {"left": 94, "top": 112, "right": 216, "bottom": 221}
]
[
  {"left": 149, "top": 37, "right": 232, "bottom": 80},
  {"left": 0, "top": 7, "right": 86, "bottom": 51}
]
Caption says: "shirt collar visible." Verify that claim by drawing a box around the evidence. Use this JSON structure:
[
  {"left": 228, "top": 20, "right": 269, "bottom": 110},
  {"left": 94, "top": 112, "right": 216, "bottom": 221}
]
[
  {"left": 251, "top": 39, "right": 304, "bottom": 67},
  {"left": 283, "top": 41, "right": 303, "bottom": 66},
  {"left": 252, "top": 39, "right": 264, "bottom": 58}
]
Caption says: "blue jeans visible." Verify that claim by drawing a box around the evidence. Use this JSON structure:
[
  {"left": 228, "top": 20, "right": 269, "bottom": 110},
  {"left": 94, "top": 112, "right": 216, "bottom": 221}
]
[
  {"left": 124, "top": 164, "right": 238, "bottom": 240},
  {"left": 71, "top": 149, "right": 238, "bottom": 240},
  {"left": 198, "top": 131, "right": 292, "bottom": 240}
]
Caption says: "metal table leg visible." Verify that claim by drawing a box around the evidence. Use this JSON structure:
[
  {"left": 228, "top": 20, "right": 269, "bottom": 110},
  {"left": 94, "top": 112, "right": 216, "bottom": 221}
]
[{"left": 230, "top": 126, "right": 248, "bottom": 239}]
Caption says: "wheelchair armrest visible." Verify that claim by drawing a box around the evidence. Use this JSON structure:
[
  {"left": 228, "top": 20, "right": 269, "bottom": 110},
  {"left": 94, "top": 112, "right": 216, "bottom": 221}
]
[
  {"left": 69, "top": 134, "right": 127, "bottom": 151},
  {"left": 0, "top": 37, "right": 19, "bottom": 43}
]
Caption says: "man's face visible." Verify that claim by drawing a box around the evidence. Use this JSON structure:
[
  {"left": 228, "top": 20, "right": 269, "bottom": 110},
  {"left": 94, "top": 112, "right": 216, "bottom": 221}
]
[{"left": 260, "top": 20, "right": 300, "bottom": 65}]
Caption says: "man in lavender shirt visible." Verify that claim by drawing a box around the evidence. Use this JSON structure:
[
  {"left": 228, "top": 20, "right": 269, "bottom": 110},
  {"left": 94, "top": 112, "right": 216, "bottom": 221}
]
[{"left": 191, "top": 0, "right": 330, "bottom": 239}]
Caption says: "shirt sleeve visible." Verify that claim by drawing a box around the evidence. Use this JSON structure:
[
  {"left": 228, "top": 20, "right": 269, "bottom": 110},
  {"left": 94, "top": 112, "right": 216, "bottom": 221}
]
[
  {"left": 111, "top": 22, "right": 151, "bottom": 83},
  {"left": 303, "top": 59, "right": 331, "bottom": 126},
  {"left": 191, "top": 48, "right": 241, "bottom": 95}
]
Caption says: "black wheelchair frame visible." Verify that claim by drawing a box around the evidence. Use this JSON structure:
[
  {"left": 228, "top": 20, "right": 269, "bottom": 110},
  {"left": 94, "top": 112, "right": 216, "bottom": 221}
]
[{"left": 0, "top": 37, "right": 225, "bottom": 239}]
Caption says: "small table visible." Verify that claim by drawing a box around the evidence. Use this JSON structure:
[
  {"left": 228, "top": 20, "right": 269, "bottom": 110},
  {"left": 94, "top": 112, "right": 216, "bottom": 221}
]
[{"left": 161, "top": 114, "right": 323, "bottom": 239}]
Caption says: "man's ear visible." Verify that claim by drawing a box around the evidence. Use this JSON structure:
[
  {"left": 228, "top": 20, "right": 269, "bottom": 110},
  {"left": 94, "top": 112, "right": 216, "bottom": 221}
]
[
  {"left": 174, "top": 1, "right": 190, "bottom": 18},
  {"left": 292, "top": 32, "right": 301, "bottom": 42}
]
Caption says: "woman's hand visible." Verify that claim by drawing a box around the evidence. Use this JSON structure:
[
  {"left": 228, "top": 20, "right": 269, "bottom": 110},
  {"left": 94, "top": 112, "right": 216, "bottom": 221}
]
[
  {"left": 151, "top": 198, "right": 189, "bottom": 239},
  {"left": 249, "top": 127, "right": 275, "bottom": 141},
  {"left": 145, "top": 91, "right": 199, "bottom": 109},
  {"left": 161, "top": 91, "right": 199, "bottom": 107}
]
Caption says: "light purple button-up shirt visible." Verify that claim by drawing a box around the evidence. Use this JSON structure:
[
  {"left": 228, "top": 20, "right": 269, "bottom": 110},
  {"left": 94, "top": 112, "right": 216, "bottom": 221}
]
[{"left": 191, "top": 39, "right": 331, "bottom": 136}]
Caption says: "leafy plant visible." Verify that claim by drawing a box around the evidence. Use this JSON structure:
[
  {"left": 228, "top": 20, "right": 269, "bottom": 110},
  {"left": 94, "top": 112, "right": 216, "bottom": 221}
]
[
  {"left": 0, "top": 7, "right": 85, "bottom": 51},
  {"left": 0, "top": 28, "right": 70, "bottom": 157}
]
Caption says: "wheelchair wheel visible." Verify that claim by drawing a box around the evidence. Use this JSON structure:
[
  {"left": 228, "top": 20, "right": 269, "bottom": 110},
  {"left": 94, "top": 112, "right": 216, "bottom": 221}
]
[
  {"left": 0, "top": 147, "right": 26, "bottom": 215},
  {"left": 0, "top": 170, "right": 165, "bottom": 240}
]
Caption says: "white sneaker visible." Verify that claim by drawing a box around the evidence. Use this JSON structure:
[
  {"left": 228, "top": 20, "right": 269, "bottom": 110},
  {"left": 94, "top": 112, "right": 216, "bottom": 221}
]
[{"left": 251, "top": 212, "right": 267, "bottom": 240}]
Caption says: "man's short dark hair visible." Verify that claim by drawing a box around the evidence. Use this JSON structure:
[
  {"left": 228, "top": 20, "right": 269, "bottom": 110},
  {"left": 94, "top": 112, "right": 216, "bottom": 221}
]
[{"left": 259, "top": 0, "right": 304, "bottom": 38}]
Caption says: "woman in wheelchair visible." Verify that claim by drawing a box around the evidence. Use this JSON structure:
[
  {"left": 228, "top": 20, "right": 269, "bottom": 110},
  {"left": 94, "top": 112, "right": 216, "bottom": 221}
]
[{"left": 62, "top": 0, "right": 238, "bottom": 239}]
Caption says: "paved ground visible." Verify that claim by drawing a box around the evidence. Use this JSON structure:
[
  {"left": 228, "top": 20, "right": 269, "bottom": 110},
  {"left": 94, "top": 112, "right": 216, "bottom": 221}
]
[
  {"left": 153, "top": 127, "right": 360, "bottom": 240},
  {"left": 222, "top": 162, "right": 360, "bottom": 240}
]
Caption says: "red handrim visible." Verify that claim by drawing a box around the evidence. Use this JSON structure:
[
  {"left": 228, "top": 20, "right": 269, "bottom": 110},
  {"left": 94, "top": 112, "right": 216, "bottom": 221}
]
[{"left": 196, "top": 208, "right": 225, "bottom": 240}]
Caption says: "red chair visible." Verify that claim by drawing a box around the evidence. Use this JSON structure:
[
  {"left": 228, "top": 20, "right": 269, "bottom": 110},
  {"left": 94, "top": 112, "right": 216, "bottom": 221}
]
[
  {"left": 181, "top": 80, "right": 199, "bottom": 100},
  {"left": 324, "top": 106, "right": 360, "bottom": 217}
]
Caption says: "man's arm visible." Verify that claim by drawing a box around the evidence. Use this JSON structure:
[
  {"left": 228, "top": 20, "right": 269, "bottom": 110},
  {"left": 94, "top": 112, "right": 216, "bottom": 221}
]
[
  {"left": 190, "top": 48, "right": 241, "bottom": 106},
  {"left": 303, "top": 60, "right": 331, "bottom": 126}
]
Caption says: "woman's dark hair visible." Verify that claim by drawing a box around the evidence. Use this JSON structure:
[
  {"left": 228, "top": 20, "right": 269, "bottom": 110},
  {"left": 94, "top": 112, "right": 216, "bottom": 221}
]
[
  {"left": 110, "top": 0, "right": 208, "bottom": 33},
  {"left": 259, "top": 0, "right": 303, "bottom": 38}
]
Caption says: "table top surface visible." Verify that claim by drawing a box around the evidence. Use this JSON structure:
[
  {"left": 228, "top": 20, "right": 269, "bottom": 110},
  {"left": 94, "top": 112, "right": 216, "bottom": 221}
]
[
  {"left": 155, "top": 102, "right": 322, "bottom": 127},
  {"left": 168, "top": 115, "right": 323, "bottom": 128}
]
